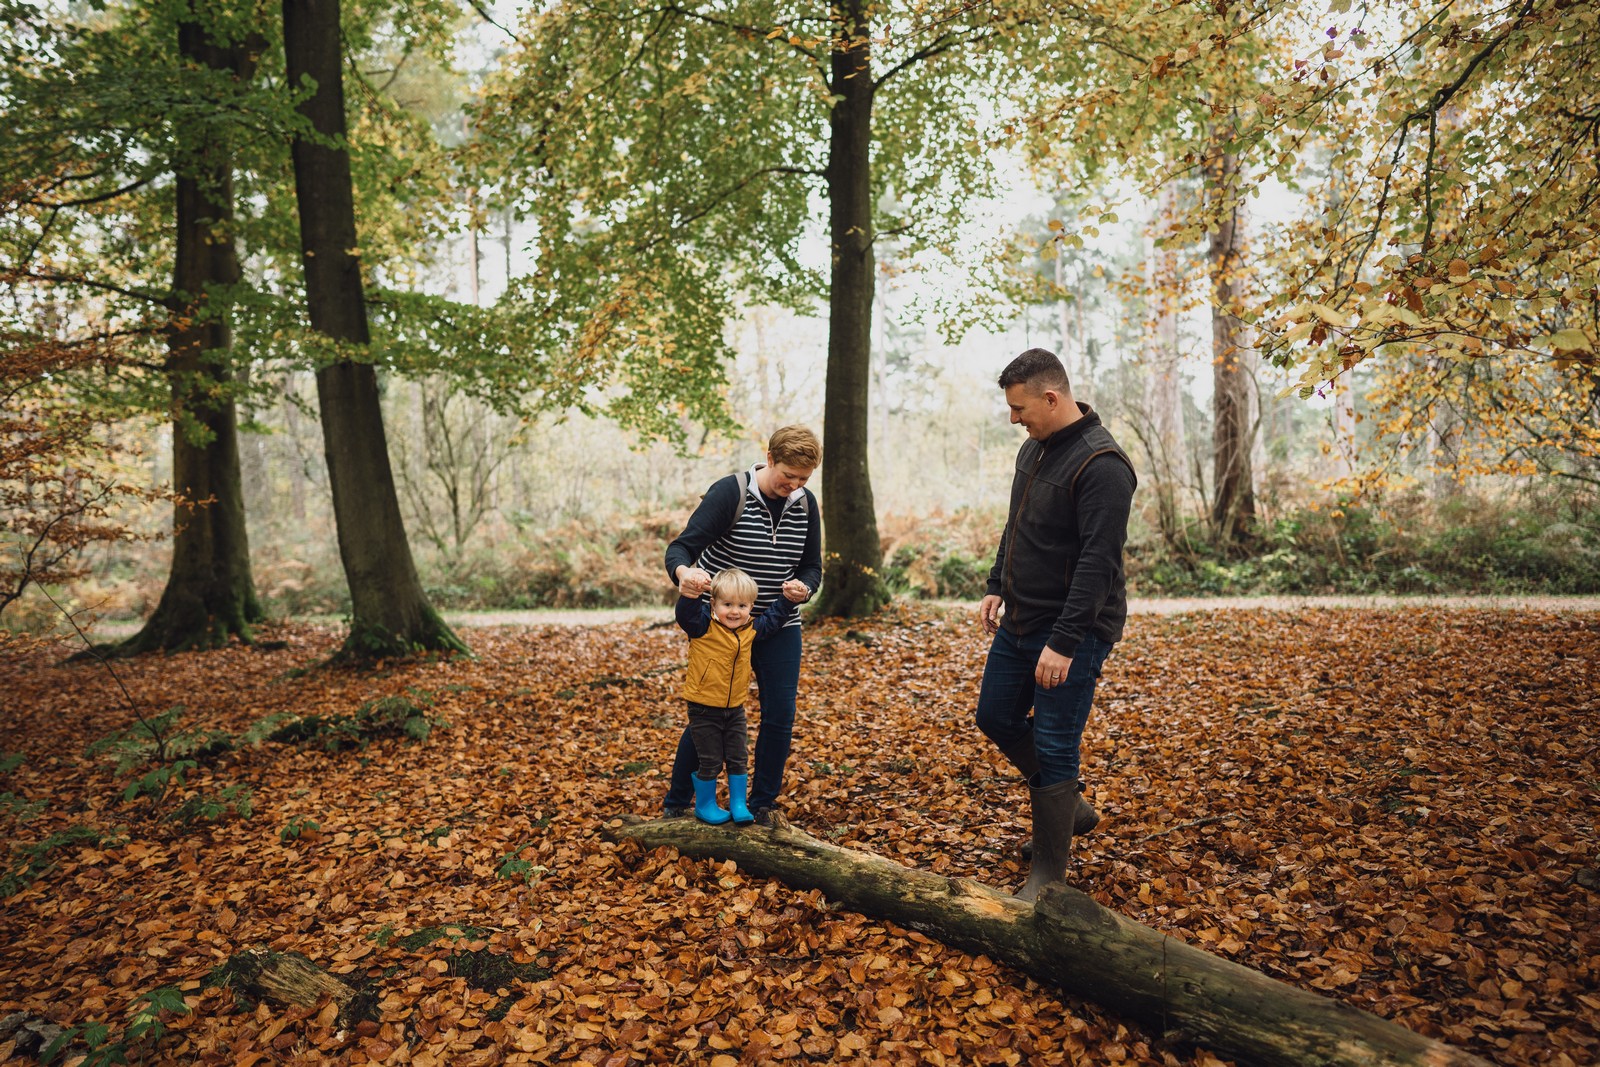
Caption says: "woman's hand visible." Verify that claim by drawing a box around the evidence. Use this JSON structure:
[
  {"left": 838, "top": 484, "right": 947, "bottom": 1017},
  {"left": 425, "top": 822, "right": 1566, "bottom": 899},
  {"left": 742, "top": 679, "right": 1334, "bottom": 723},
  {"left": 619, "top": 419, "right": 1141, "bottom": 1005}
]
[
  {"left": 781, "top": 579, "right": 811, "bottom": 603},
  {"left": 676, "top": 566, "right": 712, "bottom": 597}
]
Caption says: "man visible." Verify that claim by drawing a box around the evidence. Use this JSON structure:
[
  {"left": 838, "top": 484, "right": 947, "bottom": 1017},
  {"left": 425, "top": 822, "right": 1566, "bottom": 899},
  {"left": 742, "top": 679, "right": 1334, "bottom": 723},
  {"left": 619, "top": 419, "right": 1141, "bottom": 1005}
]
[{"left": 977, "top": 349, "right": 1136, "bottom": 901}]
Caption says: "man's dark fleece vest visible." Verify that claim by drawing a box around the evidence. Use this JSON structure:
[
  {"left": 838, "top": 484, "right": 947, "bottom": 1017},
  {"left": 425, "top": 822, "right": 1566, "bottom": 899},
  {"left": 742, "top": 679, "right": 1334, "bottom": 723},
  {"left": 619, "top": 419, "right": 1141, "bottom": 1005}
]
[{"left": 999, "top": 417, "right": 1136, "bottom": 645}]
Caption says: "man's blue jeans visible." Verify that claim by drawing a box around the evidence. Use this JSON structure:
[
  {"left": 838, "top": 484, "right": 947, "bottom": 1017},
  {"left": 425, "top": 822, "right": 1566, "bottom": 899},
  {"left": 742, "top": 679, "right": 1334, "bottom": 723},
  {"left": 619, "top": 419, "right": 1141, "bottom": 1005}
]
[
  {"left": 664, "top": 623, "right": 802, "bottom": 813},
  {"left": 975, "top": 627, "right": 1114, "bottom": 787}
]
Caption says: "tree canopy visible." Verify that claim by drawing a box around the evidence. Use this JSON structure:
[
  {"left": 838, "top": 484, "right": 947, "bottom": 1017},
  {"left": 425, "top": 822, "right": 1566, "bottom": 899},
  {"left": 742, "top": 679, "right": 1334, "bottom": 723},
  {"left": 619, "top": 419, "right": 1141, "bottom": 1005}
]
[{"left": 1024, "top": 0, "right": 1597, "bottom": 482}]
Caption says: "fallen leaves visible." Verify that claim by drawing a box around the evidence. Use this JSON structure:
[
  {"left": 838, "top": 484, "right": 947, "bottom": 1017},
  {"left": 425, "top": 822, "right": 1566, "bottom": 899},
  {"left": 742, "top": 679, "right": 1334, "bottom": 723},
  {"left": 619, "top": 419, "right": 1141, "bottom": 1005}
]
[{"left": 0, "top": 604, "right": 1595, "bottom": 1065}]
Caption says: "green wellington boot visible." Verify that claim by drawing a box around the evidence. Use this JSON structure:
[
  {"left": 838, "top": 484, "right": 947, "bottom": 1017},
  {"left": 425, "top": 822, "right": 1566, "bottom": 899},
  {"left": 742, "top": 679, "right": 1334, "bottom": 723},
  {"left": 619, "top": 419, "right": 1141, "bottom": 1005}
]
[
  {"left": 1018, "top": 776, "right": 1081, "bottom": 902},
  {"left": 996, "top": 736, "right": 1098, "bottom": 858}
]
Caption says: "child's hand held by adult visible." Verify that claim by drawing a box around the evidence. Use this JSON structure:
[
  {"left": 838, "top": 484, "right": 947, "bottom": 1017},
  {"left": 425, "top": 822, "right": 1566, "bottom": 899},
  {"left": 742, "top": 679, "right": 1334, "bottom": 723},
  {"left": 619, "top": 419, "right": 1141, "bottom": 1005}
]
[{"left": 676, "top": 565, "right": 712, "bottom": 598}]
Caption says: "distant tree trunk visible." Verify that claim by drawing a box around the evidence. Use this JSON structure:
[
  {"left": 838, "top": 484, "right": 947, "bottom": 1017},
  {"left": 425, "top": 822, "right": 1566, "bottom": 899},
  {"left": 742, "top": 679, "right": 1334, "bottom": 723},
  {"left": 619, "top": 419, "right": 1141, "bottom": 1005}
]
[
  {"left": 1207, "top": 127, "right": 1254, "bottom": 546},
  {"left": 1143, "top": 186, "right": 1188, "bottom": 553},
  {"left": 1424, "top": 102, "right": 1466, "bottom": 498},
  {"left": 114, "top": 15, "right": 264, "bottom": 656},
  {"left": 1424, "top": 356, "right": 1460, "bottom": 496},
  {"left": 1330, "top": 370, "right": 1358, "bottom": 477},
  {"left": 282, "top": 0, "right": 466, "bottom": 658},
  {"left": 816, "top": 0, "right": 888, "bottom": 619}
]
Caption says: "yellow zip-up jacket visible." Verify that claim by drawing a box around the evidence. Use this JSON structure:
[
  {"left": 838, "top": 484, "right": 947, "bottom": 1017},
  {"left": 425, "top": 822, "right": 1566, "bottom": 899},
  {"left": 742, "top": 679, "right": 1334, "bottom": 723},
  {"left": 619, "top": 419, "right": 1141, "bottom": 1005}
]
[{"left": 676, "top": 596, "right": 796, "bottom": 709}]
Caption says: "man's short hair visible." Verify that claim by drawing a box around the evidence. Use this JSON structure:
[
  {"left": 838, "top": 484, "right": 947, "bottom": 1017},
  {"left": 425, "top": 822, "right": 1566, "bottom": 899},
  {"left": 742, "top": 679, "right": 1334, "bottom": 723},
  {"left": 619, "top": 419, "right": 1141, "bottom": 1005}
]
[
  {"left": 710, "top": 567, "right": 759, "bottom": 604},
  {"left": 998, "top": 348, "right": 1070, "bottom": 394},
  {"left": 768, "top": 425, "right": 821, "bottom": 469}
]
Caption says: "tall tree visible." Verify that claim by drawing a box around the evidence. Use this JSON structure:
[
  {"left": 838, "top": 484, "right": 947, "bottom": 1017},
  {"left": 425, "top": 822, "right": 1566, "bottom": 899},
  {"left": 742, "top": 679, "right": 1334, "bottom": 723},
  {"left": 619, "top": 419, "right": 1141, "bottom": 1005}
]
[
  {"left": 0, "top": 1, "right": 270, "bottom": 650},
  {"left": 475, "top": 0, "right": 1086, "bottom": 617},
  {"left": 1206, "top": 122, "right": 1255, "bottom": 544},
  {"left": 1024, "top": 5, "right": 1279, "bottom": 546},
  {"left": 117, "top": 11, "right": 266, "bottom": 653},
  {"left": 281, "top": 0, "right": 466, "bottom": 658},
  {"left": 817, "top": 0, "right": 888, "bottom": 616},
  {"left": 1140, "top": 186, "right": 1190, "bottom": 552}
]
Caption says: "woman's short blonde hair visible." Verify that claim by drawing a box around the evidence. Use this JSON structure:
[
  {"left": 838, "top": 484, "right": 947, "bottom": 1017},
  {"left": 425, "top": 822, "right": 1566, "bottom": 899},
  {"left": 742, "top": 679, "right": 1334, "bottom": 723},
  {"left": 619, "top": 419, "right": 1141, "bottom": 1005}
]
[
  {"left": 767, "top": 425, "right": 821, "bottom": 469},
  {"left": 710, "top": 567, "right": 759, "bottom": 604}
]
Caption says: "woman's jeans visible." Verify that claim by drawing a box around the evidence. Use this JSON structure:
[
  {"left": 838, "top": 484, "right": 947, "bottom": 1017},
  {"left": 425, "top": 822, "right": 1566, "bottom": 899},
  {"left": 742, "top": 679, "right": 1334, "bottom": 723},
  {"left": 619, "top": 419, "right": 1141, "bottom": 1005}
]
[
  {"left": 665, "top": 624, "right": 802, "bottom": 813},
  {"left": 975, "top": 628, "right": 1114, "bottom": 788}
]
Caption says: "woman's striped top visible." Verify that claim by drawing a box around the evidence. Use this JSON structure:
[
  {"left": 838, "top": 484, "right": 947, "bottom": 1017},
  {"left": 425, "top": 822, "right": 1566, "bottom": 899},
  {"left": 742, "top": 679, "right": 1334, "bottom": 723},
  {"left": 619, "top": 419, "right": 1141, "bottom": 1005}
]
[{"left": 664, "top": 467, "right": 823, "bottom": 629}]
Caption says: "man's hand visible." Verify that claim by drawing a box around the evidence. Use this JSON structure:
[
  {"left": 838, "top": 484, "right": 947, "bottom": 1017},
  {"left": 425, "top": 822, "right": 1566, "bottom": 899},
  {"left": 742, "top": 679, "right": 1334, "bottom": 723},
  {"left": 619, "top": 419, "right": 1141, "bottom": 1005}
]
[
  {"left": 1035, "top": 646, "right": 1073, "bottom": 690},
  {"left": 978, "top": 595, "right": 1004, "bottom": 635},
  {"left": 781, "top": 579, "right": 811, "bottom": 603},
  {"left": 676, "top": 566, "right": 712, "bottom": 598}
]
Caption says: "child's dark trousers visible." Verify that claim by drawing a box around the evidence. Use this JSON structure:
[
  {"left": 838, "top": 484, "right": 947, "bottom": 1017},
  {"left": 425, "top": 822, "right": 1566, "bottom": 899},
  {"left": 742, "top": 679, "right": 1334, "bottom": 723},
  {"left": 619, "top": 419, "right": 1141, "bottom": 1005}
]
[{"left": 687, "top": 701, "right": 749, "bottom": 778}]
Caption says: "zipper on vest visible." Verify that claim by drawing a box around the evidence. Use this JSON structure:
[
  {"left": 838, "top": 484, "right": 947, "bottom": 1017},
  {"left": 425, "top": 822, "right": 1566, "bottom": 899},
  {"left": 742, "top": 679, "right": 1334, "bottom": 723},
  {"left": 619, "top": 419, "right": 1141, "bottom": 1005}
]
[
  {"left": 1003, "top": 443, "right": 1048, "bottom": 605},
  {"left": 725, "top": 626, "right": 745, "bottom": 708}
]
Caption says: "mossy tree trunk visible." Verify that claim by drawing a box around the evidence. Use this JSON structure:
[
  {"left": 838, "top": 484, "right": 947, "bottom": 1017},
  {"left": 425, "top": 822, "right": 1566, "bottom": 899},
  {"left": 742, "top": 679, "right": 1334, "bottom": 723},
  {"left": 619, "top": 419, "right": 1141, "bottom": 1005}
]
[
  {"left": 816, "top": 0, "right": 890, "bottom": 620},
  {"left": 281, "top": 0, "right": 466, "bottom": 659},
  {"left": 113, "top": 14, "right": 264, "bottom": 656}
]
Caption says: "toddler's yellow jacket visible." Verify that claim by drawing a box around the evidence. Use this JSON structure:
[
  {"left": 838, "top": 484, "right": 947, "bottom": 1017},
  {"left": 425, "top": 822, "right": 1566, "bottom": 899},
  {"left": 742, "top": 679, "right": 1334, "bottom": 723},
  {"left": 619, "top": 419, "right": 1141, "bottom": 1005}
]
[{"left": 676, "top": 596, "right": 795, "bottom": 709}]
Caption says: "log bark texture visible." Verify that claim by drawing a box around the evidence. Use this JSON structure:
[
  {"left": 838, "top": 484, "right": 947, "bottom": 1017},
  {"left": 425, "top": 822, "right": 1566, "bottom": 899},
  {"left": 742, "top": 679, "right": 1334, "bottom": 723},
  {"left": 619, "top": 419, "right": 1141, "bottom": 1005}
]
[{"left": 602, "top": 815, "right": 1490, "bottom": 1067}]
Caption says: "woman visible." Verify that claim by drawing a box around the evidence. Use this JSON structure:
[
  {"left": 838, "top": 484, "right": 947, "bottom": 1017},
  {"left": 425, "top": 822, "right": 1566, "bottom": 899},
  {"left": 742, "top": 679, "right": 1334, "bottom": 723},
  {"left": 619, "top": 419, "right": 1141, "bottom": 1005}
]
[{"left": 662, "top": 425, "right": 823, "bottom": 824}]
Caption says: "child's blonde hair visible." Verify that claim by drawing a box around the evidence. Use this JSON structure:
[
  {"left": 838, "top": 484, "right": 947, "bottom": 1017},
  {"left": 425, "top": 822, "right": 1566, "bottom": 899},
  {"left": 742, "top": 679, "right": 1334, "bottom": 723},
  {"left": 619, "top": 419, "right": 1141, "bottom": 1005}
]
[{"left": 710, "top": 567, "right": 759, "bottom": 603}]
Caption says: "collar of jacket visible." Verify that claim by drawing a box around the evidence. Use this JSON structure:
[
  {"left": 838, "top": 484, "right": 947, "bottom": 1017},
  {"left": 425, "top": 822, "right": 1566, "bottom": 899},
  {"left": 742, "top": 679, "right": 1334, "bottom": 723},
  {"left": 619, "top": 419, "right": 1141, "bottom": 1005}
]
[{"left": 1039, "top": 403, "right": 1100, "bottom": 449}]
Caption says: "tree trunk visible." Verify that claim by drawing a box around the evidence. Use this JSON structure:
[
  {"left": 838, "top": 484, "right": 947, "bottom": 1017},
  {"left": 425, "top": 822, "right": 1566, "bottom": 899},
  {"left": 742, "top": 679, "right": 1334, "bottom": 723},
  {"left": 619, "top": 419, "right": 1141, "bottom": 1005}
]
[
  {"left": 1143, "top": 186, "right": 1188, "bottom": 554},
  {"left": 1207, "top": 128, "right": 1254, "bottom": 547},
  {"left": 114, "top": 15, "right": 264, "bottom": 655},
  {"left": 1054, "top": 248, "right": 1076, "bottom": 391},
  {"left": 816, "top": 0, "right": 889, "bottom": 619},
  {"left": 602, "top": 816, "right": 1492, "bottom": 1067},
  {"left": 1331, "top": 370, "right": 1358, "bottom": 477},
  {"left": 282, "top": 0, "right": 466, "bottom": 658}
]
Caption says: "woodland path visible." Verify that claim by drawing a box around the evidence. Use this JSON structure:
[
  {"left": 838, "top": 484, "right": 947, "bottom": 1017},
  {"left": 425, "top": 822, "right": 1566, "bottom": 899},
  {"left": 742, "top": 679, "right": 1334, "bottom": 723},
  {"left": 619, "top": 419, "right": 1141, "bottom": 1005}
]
[
  {"left": 434, "top": 594, "right": 1600, "bottom": 628},
  {"left": 82, "top": 594, "right": 1600, "bottom": 643}
]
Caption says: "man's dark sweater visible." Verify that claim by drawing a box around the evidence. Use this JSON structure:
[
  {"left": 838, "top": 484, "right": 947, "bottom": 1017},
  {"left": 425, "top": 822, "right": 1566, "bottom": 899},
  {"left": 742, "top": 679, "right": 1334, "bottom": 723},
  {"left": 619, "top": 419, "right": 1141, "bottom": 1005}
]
[{"left": 985, "top": 406, "right": 1137, "bottom": 655}]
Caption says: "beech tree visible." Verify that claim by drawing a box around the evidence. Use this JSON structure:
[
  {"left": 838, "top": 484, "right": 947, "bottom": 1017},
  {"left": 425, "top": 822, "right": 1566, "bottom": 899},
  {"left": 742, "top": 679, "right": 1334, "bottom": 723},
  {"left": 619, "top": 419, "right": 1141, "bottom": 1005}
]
[
  {"left": 474, "top": 0, "right": 1098, "bottom": 617},
  {"left": 281, "top": 0, "right": 467, "bottom": 658},
  {"left": 120, "top": 10, "right": 269, "bottom": 653},
  {"left": 0, "top": 1, "right": 267, "bottom": 650},
  {"left": 1025, "top": 0, "right": 1598, "bottom": 490}
]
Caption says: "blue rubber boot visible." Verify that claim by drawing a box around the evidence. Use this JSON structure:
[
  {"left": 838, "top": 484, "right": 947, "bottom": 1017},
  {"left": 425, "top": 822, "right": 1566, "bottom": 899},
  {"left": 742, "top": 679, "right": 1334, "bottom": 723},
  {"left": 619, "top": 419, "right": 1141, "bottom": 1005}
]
[
  {"left": 727, "top": 774, "right": 755, "bottom": 825},
  {"left": 692, "top": 773, "right": 731, "bottom": 825}
]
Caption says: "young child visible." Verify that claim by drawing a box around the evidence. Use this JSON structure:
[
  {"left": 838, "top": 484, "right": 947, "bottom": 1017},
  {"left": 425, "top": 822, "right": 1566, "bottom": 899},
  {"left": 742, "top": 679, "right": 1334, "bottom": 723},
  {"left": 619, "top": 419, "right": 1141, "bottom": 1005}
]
[{"left": 675, "top": 567, "right": 795, "bottom": 824}]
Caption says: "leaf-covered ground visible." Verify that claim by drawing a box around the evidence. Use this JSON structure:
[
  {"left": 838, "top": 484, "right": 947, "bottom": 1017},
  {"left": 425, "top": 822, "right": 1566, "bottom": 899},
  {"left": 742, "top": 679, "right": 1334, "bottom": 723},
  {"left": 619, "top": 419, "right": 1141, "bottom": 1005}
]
[{"left": 1, "top": 604, "right": 1596, "bottom": 1066}]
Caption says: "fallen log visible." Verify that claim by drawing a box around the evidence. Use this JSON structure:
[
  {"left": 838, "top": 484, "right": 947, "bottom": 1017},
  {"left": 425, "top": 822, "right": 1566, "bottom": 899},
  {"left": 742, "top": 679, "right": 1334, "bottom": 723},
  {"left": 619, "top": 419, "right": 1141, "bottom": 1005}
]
[
  {"left": 210, "top": 948, "right": 378, "bottom": 1027},
  {"left": 0, "top": 1012, "right": 66, "bottom": 1062},
  {"left": 208, "top": 933, "right": 546, "bottom": 1028},
  {"left": 602, "top": 815, "right": 1490, "bottom": 1067}
]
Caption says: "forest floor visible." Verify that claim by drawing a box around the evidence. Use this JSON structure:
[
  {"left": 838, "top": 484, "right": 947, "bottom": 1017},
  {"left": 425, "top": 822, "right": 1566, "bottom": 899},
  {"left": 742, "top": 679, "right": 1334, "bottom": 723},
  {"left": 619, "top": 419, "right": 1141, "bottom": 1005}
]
[{"left": 1, "top": 602, "right": 1597, "bottom": 1066}]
